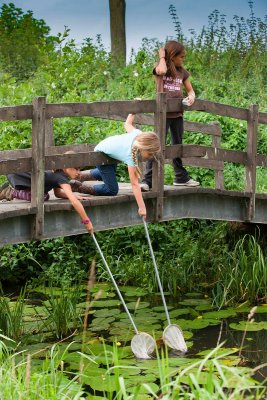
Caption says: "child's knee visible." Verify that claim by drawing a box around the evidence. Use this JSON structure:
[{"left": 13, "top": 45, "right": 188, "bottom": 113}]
[{"left": 109, "top": 186, "right": 119, "bottom": 196}]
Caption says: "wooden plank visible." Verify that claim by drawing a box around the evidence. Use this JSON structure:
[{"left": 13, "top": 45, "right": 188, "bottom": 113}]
[
  {"left": 0, "top": 104, "right": 32, "bottom": 121},
  {"left": 153, "top": 92, "right": 167, "bottom": 221},
  {"left": 0, "top": 158, "right": 32, "bottom": 174},
  {"left": 46, "top": 100, "right": 155, "bottom": 118},
  {"left": 184, "top": 121, "right": 222, "bottom": 136},
  {"left": 45, "top": 151, "right": 117, "bottom": 170},
  {"left": 245, "top": 104, "right": 259, "bottom": 221},
  {"left": 165, "top": 144, "right": 206, "bottom": 158},
  {"left": 165, "top": 144, "right": 247, "bottom": 164},
  {"left": 168, "top": 98, "right": 249, "bottom": 121},
  {"left": 200, "top": 146, "right": 247, "bottom": 164},
  {"left": 45, "top": 143, "right": 95, "bottom": 155},
  {"left": 258, "top": 112, "right": 267, "bottom": 125},
  {"left": 182, "top": 157, "right": 224, "bottom": 170},
  {"left": 31, "top": 97, "right": 46, "bottom": 239},
  {"left": 0, "top": 148, "right": 31, "bottom": 161},
  {"left": 212, "top": 123, "right": 224, "bottom": 189}
]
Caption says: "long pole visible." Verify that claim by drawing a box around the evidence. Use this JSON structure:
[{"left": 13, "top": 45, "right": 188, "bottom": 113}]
[
  {"left": 143, "top": 218, "right": 171, "bottom": 326},
  {"left": 91, "top": 233, "right": 139, "bottom": 334}
]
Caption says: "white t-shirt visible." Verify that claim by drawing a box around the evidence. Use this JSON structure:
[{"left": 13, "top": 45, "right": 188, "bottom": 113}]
[{"left": 94, "top": 129, "right": 141, "bottom": 166}]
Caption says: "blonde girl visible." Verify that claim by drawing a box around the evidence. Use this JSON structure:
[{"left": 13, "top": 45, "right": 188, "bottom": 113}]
[{"left": 75, "top": 114, "right": 161, "bottom": 219}]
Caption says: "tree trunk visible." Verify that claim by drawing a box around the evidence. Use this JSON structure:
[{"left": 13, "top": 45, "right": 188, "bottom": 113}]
[{"left": 109, "top": 0, "right": 126, "bottom": 67}]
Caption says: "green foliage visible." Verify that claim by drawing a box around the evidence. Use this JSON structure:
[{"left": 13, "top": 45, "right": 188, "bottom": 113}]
[
  {"left": 0, "top": 3, "right": 53, "bottom": 80},
  {"left": 0, "top": 237, "right": 95, "bottom": 285}
]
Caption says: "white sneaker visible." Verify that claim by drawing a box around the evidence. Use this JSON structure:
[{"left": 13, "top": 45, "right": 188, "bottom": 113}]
[
  {"left": 173, "top": 179, "right": 200, "bottom": 187},
  {"left": 140, "top": 183, "right": 150, "bottom": 192}
]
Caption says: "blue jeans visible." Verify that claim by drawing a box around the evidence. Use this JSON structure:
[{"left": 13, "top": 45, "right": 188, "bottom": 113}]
[{"left": 90, "top": 164, "right": 119, "bottom": 196}]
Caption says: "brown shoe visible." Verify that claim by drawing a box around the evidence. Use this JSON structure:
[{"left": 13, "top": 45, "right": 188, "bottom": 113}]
[
  {"left": 78, "top": 184, "right": 96, "bottom": 195},
  {"left": 79, "top": 170, "right": 95, "bottom": 182},
  {"left": 0, "top": 183, "right": 14, "bottom": 201},
  {"left": 69, "top": 179, "right": 82, "bottom": 192}
]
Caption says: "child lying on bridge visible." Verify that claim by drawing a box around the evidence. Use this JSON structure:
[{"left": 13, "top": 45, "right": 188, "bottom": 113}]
[
  {"left": 70, "top": 114, "right": 161, "bottom": 219},
  {"left": 0, "top": 165, "right": 93, "bottom": 233}
]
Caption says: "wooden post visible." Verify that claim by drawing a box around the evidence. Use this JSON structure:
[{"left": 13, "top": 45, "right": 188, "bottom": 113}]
[
  {"left": 212, "top": 122, "right": 224, "bottom": 189},
  {"left": 153, "top": 92, "right": 167, "bottom": 221},
  {"left": 45, "top": 118, "right": 55, "bottom": 148},
  {"left": 245, "top": 104, "right": 259, "bottom": 221},
  {"left": 31, "top": 97, "right": 46, "bottom": 239}
]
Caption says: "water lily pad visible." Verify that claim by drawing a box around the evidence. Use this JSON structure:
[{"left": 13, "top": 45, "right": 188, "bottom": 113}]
[
  {"left": 179, "top": 299, "right": 211, "bottom": 306},
  {"left": 152, "top": 305, "right": 174, "bottom": 312},
  {"left": 169, "top": 308, "right": 191, "bottom": 318},
  {"left": 126, "top": 301, "right": 150, "bottom": 310},
  {"left": 92, "top": 299, "right": 121, "bottom": 308},
  {"left": 202, "top": 309, "right": 237, "bottom": 320},
  {"left": 197, "top": 347, "right": 239, "bottom": 357},
  {"left": 88, "top": 374, "right": 117, "bottom": 392},
  {"left": 120, "top": 286, "right": 148, "bottom": 297},
  {"left": 254, "top": 305, "right": 267, "bottom": 313},
  {"left": 94, "top": 308, "right": 121, "bottom": 318},
  {"left": 176, "top": 318, "right": 210, "bottom": 330},
  {"left": 123, "top": 374, "right": 157, "bottom": 386},
  {"left": 91, "top": 316, "right": 115, "bottom": 326},
  {"left": 195, "top": 304, "right": 214, "bottom": 311},
  {"left": 127, "top": 382, "right": 159, "bottom": 394},
  {"left": 91, "top": 323, "right": 110, "bottom": 332},
  {"left": 184, "top": 292, "right": 203, "bottom": 298},
  {"left": 230, "top": 321, "right": 267, "bottom": 331}
]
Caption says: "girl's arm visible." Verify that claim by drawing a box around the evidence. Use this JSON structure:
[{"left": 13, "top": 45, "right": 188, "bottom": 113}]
[
  {"left": 184, "top": 78, "right": 196, "bottom": 105},
  {"left": 155, "top": 47, "right": 167, "bottom": 75},
  {"left": 128, "top": 166, "right": 146, "bottom": 218},
  {"left": 124, "top": 113, "right": 136, "bottom": 133},
  {"left": 55, "top": 183, "right": 93, "bottom": 232}
]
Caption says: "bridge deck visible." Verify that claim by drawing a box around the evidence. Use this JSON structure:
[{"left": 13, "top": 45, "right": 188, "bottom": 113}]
[{"left": 1, "top": 182, "right": 267, "bottom": 247}]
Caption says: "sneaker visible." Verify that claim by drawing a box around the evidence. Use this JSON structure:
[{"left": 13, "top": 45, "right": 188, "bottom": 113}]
[
  {"left": 0, "top": 183, "right": 14, "bottom": 200},
  {"left": 140, "top": 183, "right": 150, "bottom": 192},
  {"left": 173, "top": 178, "right": 200, "bottom": 187}
]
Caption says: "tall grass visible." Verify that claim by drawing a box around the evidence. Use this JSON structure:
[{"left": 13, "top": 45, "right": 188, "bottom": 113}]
[
  {"left": 213, "top": 234, "right": 267, "bottom": 306},
  {"left": 43, "top": 284, "right": 83, "bottom": 339},
  {"left": 0, "top": 285, "right": 26, "bottom": 340},
  {"left": 0, "top": 340, "right": 85, "bottom": 399}
]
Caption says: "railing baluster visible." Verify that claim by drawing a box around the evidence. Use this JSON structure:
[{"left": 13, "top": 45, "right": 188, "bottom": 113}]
[
  {"left": 245, "top": 104, "right": 259, "bottom": 221},
  {"left": 31, "top": 97, "right": 46, "bottom": 239}
]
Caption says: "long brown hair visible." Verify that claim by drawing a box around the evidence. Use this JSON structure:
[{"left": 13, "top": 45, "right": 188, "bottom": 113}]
[
  {"left": 164, "top": 41, "right": 185, "bottom": 79},
  {"left": 132, "top": 132, "right": 161, "bottom": 177}
]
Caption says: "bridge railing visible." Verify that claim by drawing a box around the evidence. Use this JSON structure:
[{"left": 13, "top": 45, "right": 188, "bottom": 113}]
[{"left": 0, "top": 95, "right": 267, "bottom": 239}]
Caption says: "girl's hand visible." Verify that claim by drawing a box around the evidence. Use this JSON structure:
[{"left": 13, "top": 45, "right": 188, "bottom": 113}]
[
  {"left": 76, "top": 195, "right": 90, "bottom": 200},
  {"left": 188, "top": 93, "right": 196, "bottom": 105},
  {"left": 85, "top": 221, "right": 93, "bottom": 233},
  {"left": 138, "top": 207, "right": 146, "bottom": 218}
]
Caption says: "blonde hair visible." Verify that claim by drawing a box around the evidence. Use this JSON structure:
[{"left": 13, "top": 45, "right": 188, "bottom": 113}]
[{"left": 132, "top": 132, "right": 161, "bottom": 177}]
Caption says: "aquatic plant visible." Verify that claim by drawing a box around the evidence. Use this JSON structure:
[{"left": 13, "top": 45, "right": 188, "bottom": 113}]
[{"left": 0, "top": 285, "right": 26, "bottom": 340}]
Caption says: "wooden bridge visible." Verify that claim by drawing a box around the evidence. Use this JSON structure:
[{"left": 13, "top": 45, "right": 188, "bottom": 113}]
[{"left": 0, "top": 94, "right": 267, "bottom": 247}]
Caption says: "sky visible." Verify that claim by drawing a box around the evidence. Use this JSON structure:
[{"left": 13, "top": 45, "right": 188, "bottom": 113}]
[{"left": 2, "top": 0, "right": 267, "bottom": 57}]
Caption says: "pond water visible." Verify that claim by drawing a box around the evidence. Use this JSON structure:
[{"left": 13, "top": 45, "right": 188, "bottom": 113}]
[{"left": 3, "top": 283, "right": 267, "bottom": 396}]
